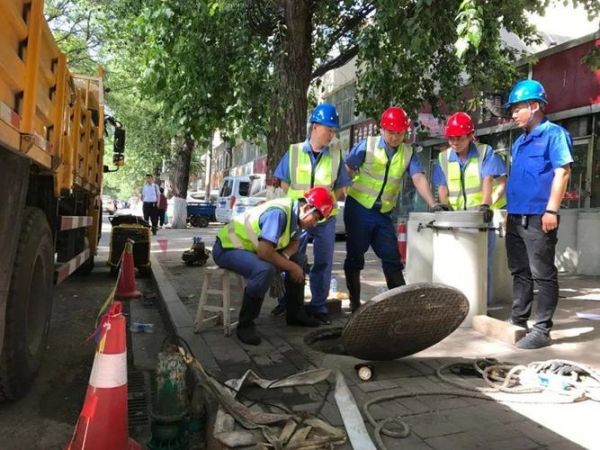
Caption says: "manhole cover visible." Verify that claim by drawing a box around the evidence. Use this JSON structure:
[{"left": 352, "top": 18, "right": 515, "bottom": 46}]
[{"left": 341, "top": 283, "right": 469, "bottom": 361}]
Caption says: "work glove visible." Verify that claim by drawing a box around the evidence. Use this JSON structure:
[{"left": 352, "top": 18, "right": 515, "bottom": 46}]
[
  {"left": 431, "top": 203, "right": 452, "bottom": 212},
  {"left": 479, "top": 204, "right": 493, "bottom": 223}
]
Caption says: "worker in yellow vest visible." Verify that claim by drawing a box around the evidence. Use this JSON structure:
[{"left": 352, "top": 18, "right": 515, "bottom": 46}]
[
  {"left": 212, "top": 187, "right": 335, "bottom": 345},
  {"left": 432, "top": 112, "right": 507, "bottom": 304},
  {"left": 271, "top": 103, "right": 352, "bottom": 324},
  {"left": 344, "top": 107, "right": 439, "bottom": 312}
]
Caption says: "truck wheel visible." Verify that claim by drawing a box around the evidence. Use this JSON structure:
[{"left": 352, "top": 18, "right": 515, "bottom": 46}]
[
  {"left": 197, "top": 216, "right": 209, "bottom": 228},
  {"left": 0, "top": 207, "right": 54, "bottom": 401}
]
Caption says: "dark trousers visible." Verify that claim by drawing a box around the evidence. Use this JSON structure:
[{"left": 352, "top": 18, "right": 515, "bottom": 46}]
[
  {"left": 143, "top": 202, "right": 158, "bottom": 229},
  {"left": 506, "top": 214, "right": 559, "bottom": 334},
  {"left": 343, "top": 195, "right": 403, "bottom": 274},
  {"left": 158, "top": 209, "right": 167, "bottom": 226}
]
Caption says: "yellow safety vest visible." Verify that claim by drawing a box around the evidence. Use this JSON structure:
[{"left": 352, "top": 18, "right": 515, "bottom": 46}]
[
  {"left": 438, "top": 143, "right": 506, "bottom": 210},
  {"left": 286, "top": 142, "right": 341, "bottom": 217},
  {"left": 347, "top": 136, "right": 412, "bottom": 213},
  {"left": 217, "top": 198, "right": 293, "bottom": 252}
]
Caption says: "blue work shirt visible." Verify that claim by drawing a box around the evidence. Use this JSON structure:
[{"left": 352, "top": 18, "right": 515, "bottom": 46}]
[
  {"left": 257, "top": 201, "right": 300, "bottom": 245},
  {"left": 431, "top": 142, "right": 507, "bottom": 186},
  {"left": 274, "top": 140, "right": 352, "bottom": 190},
  {"left": 506, "top": 119, "right": 573, "bottom": 215},
  {"left": 345, "top": 136, "right": 424, "bottom": 209}
]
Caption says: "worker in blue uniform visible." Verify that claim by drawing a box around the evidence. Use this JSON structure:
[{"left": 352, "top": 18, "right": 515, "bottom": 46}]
[
  {"left": 504, "top": 79, "right": 573, "bottom": 349},
  {"left": 212, "top": 187, "right": 335, "bottom": 345},
  {"left": 343, "top": 107, "right": 440, "bottom": 312},
  {"left": 271, "top": 103, "right": 352, "bottom": 324}
]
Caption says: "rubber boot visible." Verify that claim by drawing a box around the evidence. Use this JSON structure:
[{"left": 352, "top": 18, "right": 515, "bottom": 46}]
[
  {"left": 286, "top": 281, "right": 320, "bottom": 327},
  {"left": 384, "top": 271, "right": 406, "bottom": 290},
  {"left": 345, "top": 269, "right": 361, "bottom": 313},
  {"left": 236, "top": 290, "right": 264, "bottom": 345}
]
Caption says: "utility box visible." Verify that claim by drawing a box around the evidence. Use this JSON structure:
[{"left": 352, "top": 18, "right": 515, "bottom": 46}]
[
  {"left": 577, "top": 211, "right": 600, "bottom": 275},
  {"left": 556, "top": 209, "right": 580, "bottom": 273},
  {"left": 405, "top": 212, "right": 435, "bottom": 283},
  {"left": 431, "top": 211, "right": 488, "bottom": 327}
]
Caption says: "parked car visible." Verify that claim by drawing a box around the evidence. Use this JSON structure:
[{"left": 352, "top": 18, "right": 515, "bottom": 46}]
[
  {"left": 101, "top": 195, "right": 117, "bottom": 215},
  {"left": 231, "top": 175, "right": 267, "bottom": 219},
  {"left": 215, "top": 175, "right": 258, "bottom": 223}
]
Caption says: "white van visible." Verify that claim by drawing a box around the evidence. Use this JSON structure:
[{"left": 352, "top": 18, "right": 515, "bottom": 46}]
[
  {"left": 215, "top": 175, "right": 253, "bottom": 223},
  {"left": 231, "top": 175, "right": 267, "bottom": 220}
]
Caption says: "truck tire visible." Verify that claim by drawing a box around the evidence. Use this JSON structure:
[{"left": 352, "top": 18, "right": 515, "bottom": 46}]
[
  {"left": 0, "top": 208, "right": 54, "bottom": 401},
  {"left": 192, "top": 216, "right": 209, "bottom": 228}
]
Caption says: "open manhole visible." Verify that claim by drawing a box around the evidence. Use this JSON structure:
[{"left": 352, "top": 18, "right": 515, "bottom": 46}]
[
  {"left": 304, "top": 283, "right": 469, "bottom": 361},
  {"left": 304, "top": 327, "right": 346, "bottom": 355}
]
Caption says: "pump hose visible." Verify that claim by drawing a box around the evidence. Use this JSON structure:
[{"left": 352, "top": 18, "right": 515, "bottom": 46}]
[{"left": 364, "top": 358, "right": 600, "bottom": 450}]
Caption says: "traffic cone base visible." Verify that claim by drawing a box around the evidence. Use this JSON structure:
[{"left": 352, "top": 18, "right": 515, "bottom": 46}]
[
  {"left": 65, "top": 303, "right": 141, "bottom": 450},
  {"left": 115, "top": 241, "right": 141, "bottom": 300}
]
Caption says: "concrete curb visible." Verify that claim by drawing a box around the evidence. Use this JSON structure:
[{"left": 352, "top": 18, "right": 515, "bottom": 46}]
[{"left": 149, "top": 253, "right": 219, "bottom": 371}]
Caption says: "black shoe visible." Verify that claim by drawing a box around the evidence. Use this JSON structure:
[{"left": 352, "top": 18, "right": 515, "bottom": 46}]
[
  {"left": 286, "top": 309, "right": 320, "bottom": 327},
  {"left": 236, "top": 324, "right": 262, "bottom": 345},
  {"left": 384, "top": 271, "right": 406, "bottom": 290},
  {"left": 152, "top": 227, "right": 157, "bottom": 235},
  {"left": 345, "top": 269, "right": 361, "bottom": 313},
  {"left": 312, "top": 312, "right": 331, "bottom": 325},
  {"left": 270, "top": 303, "right": 286, "bottom": 317},
  {"left": 516, "top": 330, "right": 551, "bottom": 349}
]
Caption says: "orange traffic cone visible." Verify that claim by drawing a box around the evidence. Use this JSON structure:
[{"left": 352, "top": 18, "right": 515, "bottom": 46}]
[
  {"left": 115, "top": 240, "right": 141, "bottom": 300},
  {"left": 65, "top": 302, "right": 141, "bottom": 450}
]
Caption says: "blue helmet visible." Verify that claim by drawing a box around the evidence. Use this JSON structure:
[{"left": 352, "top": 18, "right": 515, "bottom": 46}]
[
  {"left": 309, "top": 103, "right": 340, "bottom": 128},
  {"left": 504, "top": 79, "right": 548, "bottom": 108}
]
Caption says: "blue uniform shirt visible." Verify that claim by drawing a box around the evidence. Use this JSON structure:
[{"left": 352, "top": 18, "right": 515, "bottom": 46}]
[
  {"left": 506, "top": 119, "right": 573, "bottom": 215},
  {"left": 345, "top": 136, "right": 424, "bottom": 209},
  {"left": 258, "top": 201, "right": 300, "bottom": 245},
  {"left": 431, "top": 142, "right": 506, "bottom": 186},
  {"left": 274, "top": 140, "right": 352, "bottom": 189}
]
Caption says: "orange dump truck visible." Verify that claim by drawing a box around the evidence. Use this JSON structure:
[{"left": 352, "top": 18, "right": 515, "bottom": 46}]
[{"left": 0, "top": 0, "right": 124, "bottom": 400}]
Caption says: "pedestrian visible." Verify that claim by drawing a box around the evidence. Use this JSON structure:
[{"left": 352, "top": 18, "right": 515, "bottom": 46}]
[
  {"left": 141, "top": 173, "right": 160, "bottom": 235},
  {"left": 157, "top": 187, "right": 168, "bottom": 227},
  {"left": 343, "top": 106, "right": 442, "bottom": 312},
  {"left": 432, "top": 112, "right": 507, "bottom": 304},
  {"left": 504, "top": 79, "right": 573, "bottom": 349},
  {"left": 212, "top": 187, "right": 335, "bottom": 345},
  {"left": 271, "top": 103, "right": 352, "bottom": 324}
]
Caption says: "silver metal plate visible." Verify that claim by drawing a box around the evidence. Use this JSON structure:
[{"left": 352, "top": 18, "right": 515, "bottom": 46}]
[{"left": 341, "top": 283, "right": 469, "bottom": 361}]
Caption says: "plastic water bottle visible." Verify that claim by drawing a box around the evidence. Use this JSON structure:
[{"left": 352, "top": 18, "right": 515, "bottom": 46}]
[{"left": 330, "top": 276, "right": 338, "bottom": 295}]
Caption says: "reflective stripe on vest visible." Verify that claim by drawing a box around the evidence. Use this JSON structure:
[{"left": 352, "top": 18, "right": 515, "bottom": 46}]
[
  {"left": 347, "top": 136, "right": 412, "bottom": 213},
  {"left": 287, "top": 141, "right": 341, "bottom": 216},
  {"left": 217, "top": 198, "right": 293, "bottom": 251}
]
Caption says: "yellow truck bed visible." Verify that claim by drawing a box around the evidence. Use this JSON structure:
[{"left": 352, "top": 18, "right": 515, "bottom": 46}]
[{"left": 0, "top": 0, "right": 105, "bottom": 196}]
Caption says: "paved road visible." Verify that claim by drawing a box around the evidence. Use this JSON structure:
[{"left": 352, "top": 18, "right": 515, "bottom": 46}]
[{"left": 0, "top": 218, "right": 161, "bottom": 450}]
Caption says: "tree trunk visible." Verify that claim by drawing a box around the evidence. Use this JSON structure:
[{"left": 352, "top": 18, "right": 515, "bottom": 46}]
[
  {"left": 169, "top": 133, "right": 195, "bottom": 228},
  {"left": 266, "top": 0, "right": 313, "bottom": 179}
]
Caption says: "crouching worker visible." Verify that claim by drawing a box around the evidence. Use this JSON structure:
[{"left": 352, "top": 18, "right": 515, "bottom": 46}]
[{"left": 212, "top": 186, "right": 335, "bottom": 345}]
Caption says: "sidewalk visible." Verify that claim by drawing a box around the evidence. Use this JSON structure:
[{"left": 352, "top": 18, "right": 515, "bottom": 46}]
[{"left": 148, "top": 224, "right": 600, "bottom": 449}]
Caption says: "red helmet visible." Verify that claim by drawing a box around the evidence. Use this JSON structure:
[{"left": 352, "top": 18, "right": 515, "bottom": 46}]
[
  {"left": 304, "top": 187, "right": 334, "bottom": 219},
  {"left": 444, "top": 112, "right": 474, "bottom": 137},
  {"left": 380, "top": 107, "right": 411, "bottom": 132}
]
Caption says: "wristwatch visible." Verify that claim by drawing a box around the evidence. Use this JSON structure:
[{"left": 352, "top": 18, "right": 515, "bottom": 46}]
[{"left": 545, "top": 209, "right": 558, "bottom": 215}]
